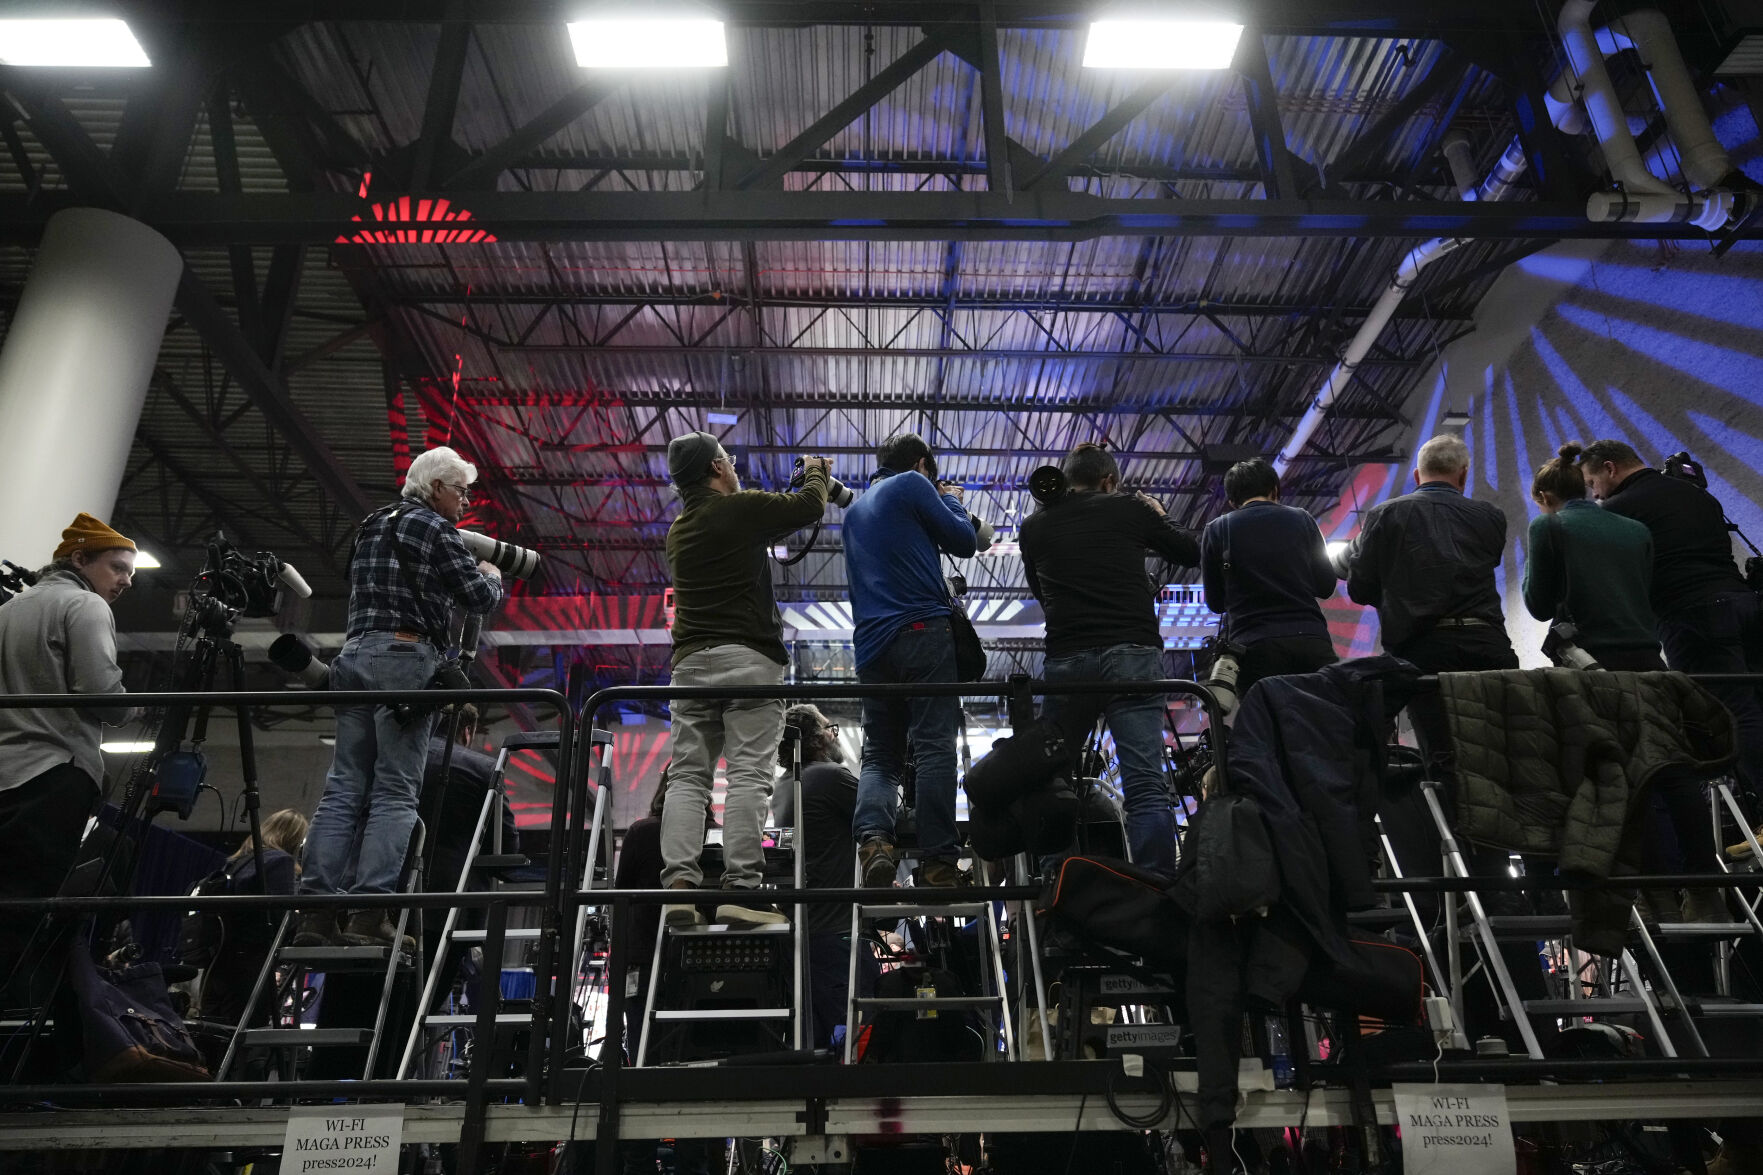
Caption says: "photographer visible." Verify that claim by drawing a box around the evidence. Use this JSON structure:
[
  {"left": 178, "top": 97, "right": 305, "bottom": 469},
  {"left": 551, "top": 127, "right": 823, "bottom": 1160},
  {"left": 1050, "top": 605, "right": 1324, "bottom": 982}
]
[
  {"left": 1342, "top": 434, "right": 1516, "bottom": 672},
  {"left": 1020, "top": 442, "right": 1198, "bottom": 878},
  {"left": 0, "top": 513, "right": 135, "bottom": 1002},
  {"left": 1200, "top": 457, "right": 1338, "bottom": 699},
  {"left": 659, "top": 432, "right": 828, "bottom": 930},
  {"left": 1579, "top": 440, "right": 1763, "bottom": 800},
  {"left": 295, "top": 446, "right": 503, "bottom": 949},
  {"left": 843, "top": 434, "right": 977, "bottom": 889}
]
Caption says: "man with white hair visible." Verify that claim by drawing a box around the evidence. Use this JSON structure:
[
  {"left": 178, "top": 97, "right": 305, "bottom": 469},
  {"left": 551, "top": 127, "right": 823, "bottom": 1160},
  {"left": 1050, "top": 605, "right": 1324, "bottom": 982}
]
[
  {"left": 1341, "top": 433, "right": 1516, "bottom": 672},
  {"left": 295, "top": 446, "right": 504, "bottom": 948}
]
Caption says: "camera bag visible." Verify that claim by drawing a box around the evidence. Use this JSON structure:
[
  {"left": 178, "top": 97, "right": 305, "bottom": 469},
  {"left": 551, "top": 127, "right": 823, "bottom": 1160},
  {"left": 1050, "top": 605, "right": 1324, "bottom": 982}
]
[
  {"left": 66, "top": 939, "right": 211, "bottom": 1082},
  {"left": 858, "top": 963, "right": 984, "bottom": 1063},
  {"left": 962, "top": 720, "right": 1068, "bottom": 809},
  {"left": 1038, "top": 855, "right": 1188, "bottom": 977}
]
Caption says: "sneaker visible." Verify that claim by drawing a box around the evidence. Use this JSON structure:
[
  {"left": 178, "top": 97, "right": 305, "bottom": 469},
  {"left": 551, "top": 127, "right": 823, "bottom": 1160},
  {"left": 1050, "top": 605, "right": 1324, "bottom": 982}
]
[
  {"left": 340, "top": 911, "right": 416, "bottom": 954},
  {"left": 663, "top": 881, "right": 706, "bottom": 929},
  {"left": 1681, "top": 888, "right": 1729, "bottom": 924},
  {"left": 715, "top": 893, "right": 789, "bottom": 928},
  {"left": 915, "top": 858, "right": 973, "bottom": 889},
  {"left": 292, "top": 909, "right": 341, "bottom": 948},
  {"left": 859, "top": 837, "right": 899, "bottom": 888}
]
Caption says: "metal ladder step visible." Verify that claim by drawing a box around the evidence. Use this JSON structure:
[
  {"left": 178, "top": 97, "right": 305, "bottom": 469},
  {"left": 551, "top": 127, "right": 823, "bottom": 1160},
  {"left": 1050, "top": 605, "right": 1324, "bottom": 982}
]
[
  {"left": 450, "top": 927, "right": 542, "bottom": 942},
  {"left": 423, "top": 1013, "right": 532, "bottom": 1028},
  {"left": 1652, "top": 922, "right": 1759, "bottom": 938},
  {"left": 852, "top": 995, "right": 1004, "bottom": 1010},
  {"left": 278, "top": 945, "right": 409, "bottom": 970},
  {"left": 652, "top": 1008, "right": 793, "bottom": 1022},
  {"left": 858, "top": 902, "right": 988, "bottom": 920},
  {"left": 240, "top": 1027, "right": 374, "bottom": 1047},
  {"left": 666, "top": 921, "right": 792, "bottom": 937},
  {"left": 471, "top": 854, "right": 530, "bottom": 870}
]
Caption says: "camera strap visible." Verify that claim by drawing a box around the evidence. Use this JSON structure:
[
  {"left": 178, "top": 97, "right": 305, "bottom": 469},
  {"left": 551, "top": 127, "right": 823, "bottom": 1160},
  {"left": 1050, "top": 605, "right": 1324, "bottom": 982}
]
[{"left": 1545, "top": 511, "right": 1576, "bottom": 626}]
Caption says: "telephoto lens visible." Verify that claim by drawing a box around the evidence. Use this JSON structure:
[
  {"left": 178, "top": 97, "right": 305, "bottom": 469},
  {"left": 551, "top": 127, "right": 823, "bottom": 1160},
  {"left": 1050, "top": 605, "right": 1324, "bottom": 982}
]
[
  {"left": 792, "top": 455, "right": 855, "bottom": 507},
  {"left": 1204, "top": 638, "right": 1244, "bottom": 716},
  {"left": 268, "top": 633, "right": 331, "bottom": 688},
  {"left": 457, "top": 529, "right": 542, "bottom": 579}
]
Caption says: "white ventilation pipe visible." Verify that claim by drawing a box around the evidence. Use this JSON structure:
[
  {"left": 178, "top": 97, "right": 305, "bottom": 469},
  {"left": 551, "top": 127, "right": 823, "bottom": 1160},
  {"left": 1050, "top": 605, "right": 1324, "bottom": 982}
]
[
  {"left": 1557, "top": 0, "right": 1681, "bottom": 200},
  {"left": 1274, "top": 3, "right": 1743, "bottom": 475}
]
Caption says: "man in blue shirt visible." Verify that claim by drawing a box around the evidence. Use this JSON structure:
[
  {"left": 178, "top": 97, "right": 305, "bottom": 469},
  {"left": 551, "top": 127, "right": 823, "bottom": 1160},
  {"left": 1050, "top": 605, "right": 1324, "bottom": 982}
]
[
  {"left": 843, "top": 435, "right": 978, "bottom": 888},
  {"left": 1201, "top": 458, "right": 1338, "bottom": 700}
]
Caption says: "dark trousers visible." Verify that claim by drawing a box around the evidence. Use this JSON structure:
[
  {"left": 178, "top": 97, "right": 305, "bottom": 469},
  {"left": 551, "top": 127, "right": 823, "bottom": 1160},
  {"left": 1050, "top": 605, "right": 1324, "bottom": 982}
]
[
  {"left": 0, "top": 763, "right": 98, "bottom": 1008},
  {"left": 1235, "top": 634, "right": 1337, "bottom": 699},
  {"left": 1658, "top": 591, "right": 1763, "bottom": 805}
]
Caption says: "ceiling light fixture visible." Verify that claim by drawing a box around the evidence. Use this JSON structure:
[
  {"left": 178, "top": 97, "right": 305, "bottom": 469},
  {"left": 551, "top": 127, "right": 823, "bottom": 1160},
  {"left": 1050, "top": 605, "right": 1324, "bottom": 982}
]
[
  {"left": 100, "top": 740, "right": 156, "bottom": 754},
  {"left": 568, "top": 16, "right": 727, "bottom": 69},
  {"left": 1082, "top": 17, "right": 1243, "bottom": 70},
  {"left": 133, "top": 550, "right": 161, "bottom": 570},
  {"left": 0, "top": 18, "right": 151, "bottom": 67}
]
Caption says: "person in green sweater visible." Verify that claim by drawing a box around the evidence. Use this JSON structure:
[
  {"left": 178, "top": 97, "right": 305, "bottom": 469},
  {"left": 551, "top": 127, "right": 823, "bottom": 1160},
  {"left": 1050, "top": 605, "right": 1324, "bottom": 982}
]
[
  {"left": 660, "top": 431, "right": 831, "bottom": 929},
  {"left": 1524, "top": 443, "right": 1724, "bottom": 922},
  {"left": 1522, "top": 442, "right": 1663, "bottom": 671}
]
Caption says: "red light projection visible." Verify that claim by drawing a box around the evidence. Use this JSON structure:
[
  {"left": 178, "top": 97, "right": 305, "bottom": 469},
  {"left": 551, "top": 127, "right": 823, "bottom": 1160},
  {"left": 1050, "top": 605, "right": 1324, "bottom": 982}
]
[{"left": 334, "top": 195, "right": 498, "bottom": 245}]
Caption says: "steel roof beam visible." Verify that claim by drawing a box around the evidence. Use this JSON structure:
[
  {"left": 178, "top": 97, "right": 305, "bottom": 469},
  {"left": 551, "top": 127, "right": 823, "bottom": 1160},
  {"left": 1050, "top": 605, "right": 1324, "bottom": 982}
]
[
  {"left": 2, "top": 190, "right": 1742, "bottom": 243},
  {"left": 496, "top": 343, "right": 1426, "bottom": 367}
]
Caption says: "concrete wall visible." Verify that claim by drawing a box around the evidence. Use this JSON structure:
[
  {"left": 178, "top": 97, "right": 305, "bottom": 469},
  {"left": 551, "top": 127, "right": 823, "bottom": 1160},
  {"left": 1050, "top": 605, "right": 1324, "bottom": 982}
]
[{"left": 1318, "top": 232, "right": 1763, "bottom": 665}]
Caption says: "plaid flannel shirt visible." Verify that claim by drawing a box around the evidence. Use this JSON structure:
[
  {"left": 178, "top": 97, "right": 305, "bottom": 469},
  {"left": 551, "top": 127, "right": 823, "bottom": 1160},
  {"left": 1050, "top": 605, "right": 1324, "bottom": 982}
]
[{"left": 346, "top": 500, "right": 502, "bottom": 642}]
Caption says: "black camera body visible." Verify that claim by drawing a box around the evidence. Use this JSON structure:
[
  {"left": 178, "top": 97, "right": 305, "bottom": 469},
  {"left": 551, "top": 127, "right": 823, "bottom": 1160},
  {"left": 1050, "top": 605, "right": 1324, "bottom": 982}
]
[
  {"left": 1542, "top": 618, "right": 1600, "bottom": 670},
  {"left": 193, "top": 532, "right": 307, "bottom": 619},
  {"left": 0, "top": 559, "right": 36, "bottom": 606},
  {"left": 1660, "top": 450, "right": 1709, "bottom": 490}
]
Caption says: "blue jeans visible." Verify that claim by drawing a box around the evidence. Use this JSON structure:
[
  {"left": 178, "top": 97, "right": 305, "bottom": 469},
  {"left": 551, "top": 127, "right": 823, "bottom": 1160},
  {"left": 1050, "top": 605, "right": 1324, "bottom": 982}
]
[
  {"left": 1659, "top": 591, "right": 1763, "bottom": 801},
  {"left": 1042, "top": 643, "right": 1176, "bottom": 878},
  {"left": 853, "top": 617, "right": 961, "bottom": 861},
  {"left": 301, "top": 631, "right": 439, "bottom": 897}
]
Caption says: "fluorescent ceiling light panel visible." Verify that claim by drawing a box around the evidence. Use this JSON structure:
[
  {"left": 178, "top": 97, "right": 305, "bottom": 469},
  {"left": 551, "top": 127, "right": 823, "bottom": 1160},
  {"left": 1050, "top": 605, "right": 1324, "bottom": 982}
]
[
  {"left": 101, "top": 741, "right": 156, "bottom": 754},
  {"left": 0, "top": 19, "right": 151, "bottom": 67},
  {"left": 133, "top": 550, "right": 161, "bottom": 570},
  {"left": 568, "top": 17, "right": 727, "bottom": 68},
  {"left": 1082, "top": 19, "right": 1243, "bottom": 69}
]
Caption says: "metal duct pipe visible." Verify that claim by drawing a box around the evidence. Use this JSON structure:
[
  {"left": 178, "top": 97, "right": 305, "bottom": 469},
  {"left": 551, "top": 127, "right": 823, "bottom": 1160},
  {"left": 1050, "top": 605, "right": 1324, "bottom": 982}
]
[
  {"left": 1587, "top": 188, "right": 1737, "bottom": 229},
  {"left": 1557, "top": 0, "right": 1681, "bottom": 199},
  {"left": 1442, "top": 134, "right": 1481, "bottom": 200},
  {"left": 1586, "top": 8, "right": 1735, "bottom": 191}
]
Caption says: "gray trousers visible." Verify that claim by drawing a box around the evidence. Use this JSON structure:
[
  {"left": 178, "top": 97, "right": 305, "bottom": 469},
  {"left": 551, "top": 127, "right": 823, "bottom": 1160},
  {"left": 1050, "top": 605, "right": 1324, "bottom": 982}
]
[{"left": 661, "top": 643, "right": 786, "bottom": 889}]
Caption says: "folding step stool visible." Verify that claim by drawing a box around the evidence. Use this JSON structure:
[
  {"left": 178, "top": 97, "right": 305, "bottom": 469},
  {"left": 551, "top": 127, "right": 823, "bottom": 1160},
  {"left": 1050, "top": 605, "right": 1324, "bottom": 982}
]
[
  {"left": 843, "top": 845, "right": 1016, "bottom": 1062},
  {"left": 215, "top": 822, "right": 427, "bottom": 1081},
  {"left": 395, "top": 728, "right": 613, "bottom": 1080}
]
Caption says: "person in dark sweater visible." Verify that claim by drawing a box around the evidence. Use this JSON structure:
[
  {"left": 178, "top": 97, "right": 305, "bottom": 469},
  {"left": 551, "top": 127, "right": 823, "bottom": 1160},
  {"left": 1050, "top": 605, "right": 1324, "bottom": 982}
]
[
  {"left": 662, "top": 432, "right": 830, "bottom": 930},
  {"left": 1522, "top": 444, "right": 1661, "bottom": 669},
  {"left": 1020, "top": 443, "right": 1199, "bottom": 878},
  {"left": 1526, "top": 445, "right": 1723, "bottom": 922},
  {"left": 1342, "top": 434, "right": 1516, "bottom": 672},
  {"left": 1580, "top": 438, "right": 1763, "bottom": 805},
  {"left": 199, "top": 809, "right": 307, "bottom": 1026},
  {"left": 1200, "top": 458, "right": 1338, "bottom": 699},
  {"left": 777, "top": 704, "right": 877, "bottom": 1048},
  {"left": 843, "top": 434, "right": 980, "bottom": 890}
]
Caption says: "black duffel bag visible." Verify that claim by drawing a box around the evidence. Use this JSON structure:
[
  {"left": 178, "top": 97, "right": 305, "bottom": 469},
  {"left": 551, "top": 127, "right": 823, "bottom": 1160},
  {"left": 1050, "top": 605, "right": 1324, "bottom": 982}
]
[
  {"left": 963, "top": 719, "right": 1069, "bottom": 810},
  {"left": 1038, "top": 855, "right": 1188, "bottom": 978},
  {"left": 1298, "top": 932, "right": 1424, "bottom": 1025}
]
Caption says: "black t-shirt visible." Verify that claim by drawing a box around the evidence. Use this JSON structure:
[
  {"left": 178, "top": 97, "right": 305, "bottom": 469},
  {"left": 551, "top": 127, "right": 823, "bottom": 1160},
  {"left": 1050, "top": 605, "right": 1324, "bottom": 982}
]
[
  {"left": 800, "top": 762, "right": 859, "bottom": 935},
  {"left": 1599, "top": 467, "right": 1745, "bottom": 616},
  {"left": 1020, "top": 491, "right": 1201, "bottom": 660},
  {"left": 613, "top": 817, "right": 663, "bottom": 975},
  {"left": 1200, "top": 501, "right": 1336, "bottom": 646}
]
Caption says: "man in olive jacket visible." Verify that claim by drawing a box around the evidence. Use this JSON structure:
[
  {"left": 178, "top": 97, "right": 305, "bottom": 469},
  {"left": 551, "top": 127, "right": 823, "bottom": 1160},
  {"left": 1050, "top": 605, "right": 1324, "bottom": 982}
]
[{"left": 661, "top": 432, "right": 830, "bottom": 929}]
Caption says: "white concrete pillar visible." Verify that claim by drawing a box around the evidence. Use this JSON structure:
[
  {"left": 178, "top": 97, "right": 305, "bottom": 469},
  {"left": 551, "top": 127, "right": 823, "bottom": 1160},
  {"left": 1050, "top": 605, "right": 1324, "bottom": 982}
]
[{"left": 0, "top": 208, "right": 182, "bottom": 564}]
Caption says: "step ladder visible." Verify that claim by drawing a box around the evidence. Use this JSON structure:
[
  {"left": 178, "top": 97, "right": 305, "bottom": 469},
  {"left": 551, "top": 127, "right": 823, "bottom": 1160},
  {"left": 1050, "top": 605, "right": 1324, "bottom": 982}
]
[
  {"left": 214, "top": 823, "right": 427, "bottom": 1082},
  {"left": 633, "top": 733, "right": 809, "bottom": 1065},
  {"left": 396, "top": 728, "right": 616, "bottom": 1080},
  {"left": 843, "top": 845, "right": 1016, "bottom": 1062}
]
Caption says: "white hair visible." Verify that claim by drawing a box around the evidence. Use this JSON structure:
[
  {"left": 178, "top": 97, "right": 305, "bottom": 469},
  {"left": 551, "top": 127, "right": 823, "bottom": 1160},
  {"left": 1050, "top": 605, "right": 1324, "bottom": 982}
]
[
  {"left": 1416, "top": 434, "right": 1470, "bottom": 478},
  {"left": 403, "top": 446, "right": 478, "bottom": 501}
]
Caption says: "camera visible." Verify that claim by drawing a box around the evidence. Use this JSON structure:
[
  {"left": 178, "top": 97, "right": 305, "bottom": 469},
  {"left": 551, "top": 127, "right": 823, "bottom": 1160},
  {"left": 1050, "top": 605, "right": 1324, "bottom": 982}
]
[
  {"left": 457, "top": 529, "right": 542, "bottom": 580},
  {"left": 790, "top": 456, "right": 855, "bottom": 508},
  {"left": 192, "top": 532, "right": 311, "bottom": 620},
  {"left": 0, "top": 559, "right": 36, "bottom": 606},
  {"left": 1660, "top": 450, "right": 1709, "bottom": 490},
  {"left": 1202, "top": 636, "right": 1246, "bottom": 716},
  {"left": 1542, "top": 618, "right": 1601, "bottom": 670},
  {"left": 268, "top": 632, "right": 331, "bottom": 688},
  {"left": 1028, "top": 465, "right": 1068, "bottom": 506},
  {"left": 969, "top": 512, "right": 996, "bottom": 553}
]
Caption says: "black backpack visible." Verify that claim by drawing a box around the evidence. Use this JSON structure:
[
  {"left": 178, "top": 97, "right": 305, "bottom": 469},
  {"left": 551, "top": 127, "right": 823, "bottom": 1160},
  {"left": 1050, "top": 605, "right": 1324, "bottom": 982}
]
[
  {"left": 859, "top": 964, "right": 984, "bottom": 1063},
  {"left": 175, "top": 861, "right": 240, "bottom": 970}
]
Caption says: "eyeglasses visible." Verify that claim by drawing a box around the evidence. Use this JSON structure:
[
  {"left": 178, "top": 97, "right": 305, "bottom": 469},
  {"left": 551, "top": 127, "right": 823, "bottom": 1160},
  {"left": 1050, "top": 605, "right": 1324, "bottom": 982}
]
[
  {"left": 445, "top": 482, "right": 472, "bottom": 504},
  {"left": 823, "top": 723, "right": 840, "bottom": 735},
  {"left": 714, "top": 454, "right": 737, "bottom": 470}
]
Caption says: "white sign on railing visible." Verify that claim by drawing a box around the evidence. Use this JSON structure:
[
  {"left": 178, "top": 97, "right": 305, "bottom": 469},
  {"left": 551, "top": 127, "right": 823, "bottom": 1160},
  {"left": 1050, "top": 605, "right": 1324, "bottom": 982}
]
[{"left": 281, "top": 1105, "right": 404, "bottom": 1173}]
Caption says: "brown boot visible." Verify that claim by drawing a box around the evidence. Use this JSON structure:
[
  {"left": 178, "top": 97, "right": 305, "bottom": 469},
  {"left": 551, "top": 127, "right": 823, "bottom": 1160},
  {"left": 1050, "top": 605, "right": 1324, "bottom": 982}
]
[
  {"left": 858, "top": 837, "right": 899, "bottom": 888},
  {"left": 915, "top": 858, "right": 973, "bottom": 889},
  {"left": 1681, "top": 888, "right": 1729, "bottom": 924},
  {"left": 340, "top": 910, "right": 416, "bottom": 953},
  {"left": 292, "top": 909, "right": 341, "bottom": 948}
]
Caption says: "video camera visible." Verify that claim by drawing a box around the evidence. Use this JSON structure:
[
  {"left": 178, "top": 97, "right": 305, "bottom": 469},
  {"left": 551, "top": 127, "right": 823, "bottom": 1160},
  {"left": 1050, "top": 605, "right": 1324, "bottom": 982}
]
[
  {"left": 190, "top": 532, "right": 311, "bottom": 621},
  {"left": 0, "top": 559, "right": 35, "bottom": 606},
  {"left": 1661, "top": 450, "right": 1763, "bottom": 594}
]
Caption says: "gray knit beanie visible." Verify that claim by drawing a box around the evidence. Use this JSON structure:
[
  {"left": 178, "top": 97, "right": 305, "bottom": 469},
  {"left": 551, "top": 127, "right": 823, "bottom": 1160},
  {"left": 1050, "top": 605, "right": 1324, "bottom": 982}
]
[{"left": 667, "top": 431, "right": 722, "bottom": 486}]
